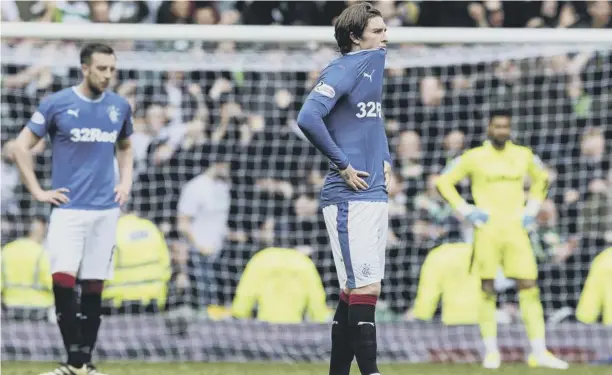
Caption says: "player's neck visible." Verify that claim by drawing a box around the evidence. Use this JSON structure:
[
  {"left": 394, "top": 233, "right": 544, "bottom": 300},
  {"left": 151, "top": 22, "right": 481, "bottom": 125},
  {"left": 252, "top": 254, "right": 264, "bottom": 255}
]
[
  {"left": 28, "top": 234, "right": 43, "bottom": 244},
  {"left": 76, "top": 82, "right": 103, "bottom": 100},
  {"left": 488, "top": 139, "right": 507, "bottom": 151},
  {"left": 347, "top": 46, "right": 380, "bottom": 55}
]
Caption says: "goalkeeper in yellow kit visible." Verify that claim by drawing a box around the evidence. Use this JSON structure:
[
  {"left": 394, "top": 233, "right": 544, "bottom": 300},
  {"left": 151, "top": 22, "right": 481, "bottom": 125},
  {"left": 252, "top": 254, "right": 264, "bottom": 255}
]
[{"left": 436, "top": 110, "right": 569, "bottom": 370}]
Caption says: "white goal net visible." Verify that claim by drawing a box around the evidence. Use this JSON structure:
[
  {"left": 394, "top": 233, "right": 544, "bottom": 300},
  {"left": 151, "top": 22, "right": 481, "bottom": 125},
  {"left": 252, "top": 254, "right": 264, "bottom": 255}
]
[{"left": 1, "top": 26, "right": 611, "bottom": 364}]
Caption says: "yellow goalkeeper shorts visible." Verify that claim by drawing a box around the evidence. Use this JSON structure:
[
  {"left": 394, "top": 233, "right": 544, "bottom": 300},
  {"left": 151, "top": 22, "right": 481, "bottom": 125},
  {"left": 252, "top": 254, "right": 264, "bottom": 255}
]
[{"left": 471, "top": 223, "right": 538, "bottom": 280}]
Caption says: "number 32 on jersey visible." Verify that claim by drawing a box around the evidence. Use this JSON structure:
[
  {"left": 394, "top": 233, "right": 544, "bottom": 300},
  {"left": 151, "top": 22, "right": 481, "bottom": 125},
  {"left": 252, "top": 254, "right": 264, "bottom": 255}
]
[{"left": 356, "top": 101, "right": 382, "bottom": 119}]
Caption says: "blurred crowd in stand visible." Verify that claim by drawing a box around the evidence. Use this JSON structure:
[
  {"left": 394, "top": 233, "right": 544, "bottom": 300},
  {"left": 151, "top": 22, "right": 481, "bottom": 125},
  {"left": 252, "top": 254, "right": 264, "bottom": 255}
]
[{"left": 1, "top": 0, "right": 611, "bottom": 29}]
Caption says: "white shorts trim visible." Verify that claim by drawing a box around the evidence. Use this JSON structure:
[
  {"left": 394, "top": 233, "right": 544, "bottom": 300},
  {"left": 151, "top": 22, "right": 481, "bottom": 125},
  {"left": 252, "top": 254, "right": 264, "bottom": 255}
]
[
  {"left": 46, "top": 208, "right": 120, "bottom": 280},
  {"left": 322, "top": 201, "right": 388, "bottom": 289}
]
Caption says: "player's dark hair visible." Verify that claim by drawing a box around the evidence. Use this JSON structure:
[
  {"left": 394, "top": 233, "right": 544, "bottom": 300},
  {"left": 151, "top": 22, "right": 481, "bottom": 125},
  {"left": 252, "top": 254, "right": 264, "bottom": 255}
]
[
  {"left": 80, "top": 43, "right": 115, "bottom": 65},
  {"left": 334, "top": 2, "right": 382, "bottom": 55},
  {"left": 489, "top": 109, "right": 511, "bottom": 120}
]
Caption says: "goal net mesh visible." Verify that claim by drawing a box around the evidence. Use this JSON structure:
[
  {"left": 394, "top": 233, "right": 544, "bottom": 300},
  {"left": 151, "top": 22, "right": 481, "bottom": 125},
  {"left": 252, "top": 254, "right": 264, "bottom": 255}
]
[{"left": 1, "top": 38, "right": 611, "bottom": 364}]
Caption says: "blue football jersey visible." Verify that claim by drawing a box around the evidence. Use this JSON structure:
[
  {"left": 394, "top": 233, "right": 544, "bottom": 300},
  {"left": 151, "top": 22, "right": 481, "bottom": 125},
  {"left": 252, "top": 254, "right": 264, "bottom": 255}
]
[
  {"left": 305, "top": 48, "right": 391, "bottom": 207},
  {"left": 26, "top": 87, "right": 133, "bottom": 210}
]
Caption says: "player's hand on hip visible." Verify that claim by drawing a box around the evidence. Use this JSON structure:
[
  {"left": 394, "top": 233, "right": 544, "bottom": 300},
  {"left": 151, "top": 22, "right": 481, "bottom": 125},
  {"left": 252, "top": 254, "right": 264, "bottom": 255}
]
[
  {"left": 459, "top": 204, "right": 489, "bottom": 228},
  {"left": 383, "top": 161, "right": 392, "bottom": 192},
  {"left": 33, "top": 188, "right": 70, "bottom": 206},
  {"left": 339, "top": 165, "right": 370, "bottom": 191},
  {"left": 114, "top": 183, "right": 131, "bottom": 206}
]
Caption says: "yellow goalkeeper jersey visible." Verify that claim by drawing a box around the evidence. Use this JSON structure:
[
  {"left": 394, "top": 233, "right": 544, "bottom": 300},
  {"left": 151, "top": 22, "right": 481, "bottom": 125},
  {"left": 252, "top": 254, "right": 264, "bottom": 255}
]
[
  {"left": 232, "top": 247, "right": 330, "bottom": 324},
  {"left": 576, "top": 247, "right": 612, "bottom": 325},
  {"left": 436, "top": 140, "right": 549, "bottom": 222}
]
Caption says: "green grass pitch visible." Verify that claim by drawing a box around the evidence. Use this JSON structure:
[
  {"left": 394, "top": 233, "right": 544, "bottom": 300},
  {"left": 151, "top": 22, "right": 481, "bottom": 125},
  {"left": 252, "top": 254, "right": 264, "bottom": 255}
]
[{"left": 2, "top": 362, "right": 610, "bottom": 375}]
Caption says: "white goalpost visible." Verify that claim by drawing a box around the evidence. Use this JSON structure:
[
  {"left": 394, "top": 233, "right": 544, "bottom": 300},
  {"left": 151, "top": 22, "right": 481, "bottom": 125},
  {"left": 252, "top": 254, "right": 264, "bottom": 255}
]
[{"left": 1, "top": 22, "right": 611, "bottom": 364}]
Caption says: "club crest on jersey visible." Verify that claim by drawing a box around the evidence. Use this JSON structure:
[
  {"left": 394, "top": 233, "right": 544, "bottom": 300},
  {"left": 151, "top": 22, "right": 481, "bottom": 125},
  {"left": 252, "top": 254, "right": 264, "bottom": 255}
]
[
  {"left": 107, "top": 105, "right": 120, "bottom": 124},
  {"left": 314, "top": 81, "right": 335, "bottom": 98}
]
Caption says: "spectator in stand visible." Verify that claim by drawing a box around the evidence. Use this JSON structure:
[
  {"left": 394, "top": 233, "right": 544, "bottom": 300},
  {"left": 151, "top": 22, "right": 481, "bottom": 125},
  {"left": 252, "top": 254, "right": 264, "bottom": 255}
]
[
  {"left": 576, "top": 246, "right": 612, "bottom": 325},
  {"left": 410, "top": 76, "right": 458, "bottom": 146},
  {"left": 439, "top": 130, "right": 466, "bottom": 169},
  {"left": 405, "top": 241, "right": 481, "bottom": 325},
  {"left": 51, "top": 1, "right": 149, "bottom": 23},
  {"left": 531, "top": 199, "right": 579, "bottom": 264},
  {"left": 156, "top": 0, "right": 193, "bottom": 24},
  {"left": 177, "top": 159, "right": 232, "bottom": 309},
  {"left": 0, "top": 140, "right": 46, "bottom": 243},
  {"left": 192, "top": 1, "right": 219, "bottom": 24},
  {"left": 103, "top": 212, "right": 172, "bottom": 314},
  {"left": 232, "top": 245, "right": 330, "bottom": 324},
  {"left": 1, "top": 141, "right": 21, "bottom": 217},
  {"left": 387, "top": 171, "right": 408, "bottom": 247},
  {"left": 572, "top": 0, "right": 612, "bottom": 28},
  {"left": 417, "top": 1, "right": 477, "bottom": 27},
  {"left": 1, "top": 0, "right": 55, "bottom": 22},
  {"left": 1, "top": 216, "right": 52, "bottom": 320},
  {"left": 395, "top": 130, "right": 427, "bottom": 218},
  {"left": 2, "top": 0, "right": 609, "bottom": 28},
  {"left": 395, "top": 130, "right": 423, "bottom": 182},
  {"left": 155, "top": 1, "right": 197, "bottom": 50},
  {"left": 580, "top": 156, "right": 612, "bottom": 241},
  {"left": 559, "top": 128, "right": 609, "bottom": 220},
  {"left": 414, "top": 174, "right": 465, "bottom": 239},
  {"left": 290, "top": 193, "right": 326, "bottom": 248},
  {"left": 534, "top": 199, "right": 581, "bottom": 313}
]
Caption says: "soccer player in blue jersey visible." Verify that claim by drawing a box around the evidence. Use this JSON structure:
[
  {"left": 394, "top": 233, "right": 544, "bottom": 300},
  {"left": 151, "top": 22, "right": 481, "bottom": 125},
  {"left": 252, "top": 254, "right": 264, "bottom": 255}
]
[
  {"left": 297, "top": 3, "right": 390, "bottom": 375},
  {"left": 11, "top": 43, "right": 133, "bottom": 375}
]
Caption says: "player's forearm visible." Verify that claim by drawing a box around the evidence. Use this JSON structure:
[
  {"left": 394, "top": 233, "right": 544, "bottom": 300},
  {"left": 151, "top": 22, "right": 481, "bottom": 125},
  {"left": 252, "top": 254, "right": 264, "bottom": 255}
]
[
  {"left": 309, "top": 298, "right": 331, "bottom": 322},
  {"left": 297, "top": 100, "right": 349, "bottom": 170},
  {"left": 412, "top": 269, "right": 441, "bottom": 321},
  {"left": 116, "top": 143, "right": 133, "bottom": 187},
  {"left": 412, "top": 297, "right": 437, "bottom": 321},
  {"left": 524, "top": 173, "right": 549, "bottom": 217},
  {"left": 307, "top": 280, "right": 329, "bottom": 322},
  {"left": 382, "top": 131, "right": 392, "bottom": 165},
  {"left": 528, "top": 174, "right": 549, "bottom": 203},
  {"left": 177, "top": 216, "right": 198, "bottom": 248},
  {"left": 11, "top": 144, "right": 44, "bottom": 196},
  {"left": 435, "top": 176, "right": 466, "bottom": 209}
]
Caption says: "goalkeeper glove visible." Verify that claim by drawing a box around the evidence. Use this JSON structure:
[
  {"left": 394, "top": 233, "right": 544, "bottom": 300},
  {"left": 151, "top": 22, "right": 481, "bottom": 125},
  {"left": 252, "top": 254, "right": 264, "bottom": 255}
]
[
  {"left": 458, "top": 204, "right": 489, "bottom": 228},
  {"left": 522, "top": 200, "right": 541, "bottom": 230}
]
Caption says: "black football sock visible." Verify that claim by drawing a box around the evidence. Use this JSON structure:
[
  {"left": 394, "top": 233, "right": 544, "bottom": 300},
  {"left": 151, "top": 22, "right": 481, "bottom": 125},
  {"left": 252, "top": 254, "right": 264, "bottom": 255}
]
[
  {"left": 348, "top": 294, "right": 379, "bottom": 375},
  {"left": 329, "top": 291, "right": 353, "bottom": 375},
  {"left": 52, "top": 273, "right": 83, "bottom": 368},
  {"left": 79, "top": 280, "right": 104, "bottom": 365}
]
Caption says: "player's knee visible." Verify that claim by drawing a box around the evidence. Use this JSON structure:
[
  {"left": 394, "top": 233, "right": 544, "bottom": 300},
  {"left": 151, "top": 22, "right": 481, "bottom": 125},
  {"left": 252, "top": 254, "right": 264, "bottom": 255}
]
[
  {"left": 481, "top": 279, "right": 495, "bottom": 295},
  {"left": 52, "top": 272, "right": 77, "bottom": 288},
  {"left": 81, "top": 279, "right": 105, "bottom": 294},
  {"left": 350, "top": 282, "right": 381, "bottom": 297},
  {"left": 516, "top": 279, "right": 537, "bottom": 290}
]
